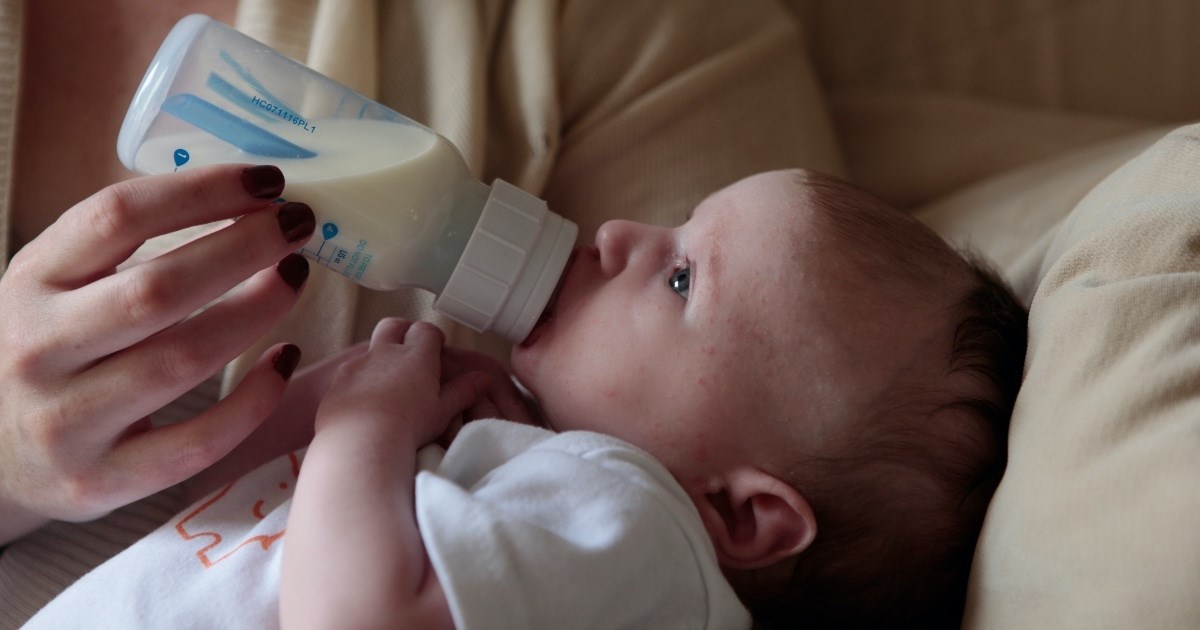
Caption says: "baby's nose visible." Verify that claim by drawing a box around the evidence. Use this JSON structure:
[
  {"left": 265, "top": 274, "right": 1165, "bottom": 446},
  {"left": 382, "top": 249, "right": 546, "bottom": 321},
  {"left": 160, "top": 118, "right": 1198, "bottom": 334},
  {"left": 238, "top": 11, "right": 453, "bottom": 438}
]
[{"left": 594, "top": 219, "right": 638, "bottom": 277}]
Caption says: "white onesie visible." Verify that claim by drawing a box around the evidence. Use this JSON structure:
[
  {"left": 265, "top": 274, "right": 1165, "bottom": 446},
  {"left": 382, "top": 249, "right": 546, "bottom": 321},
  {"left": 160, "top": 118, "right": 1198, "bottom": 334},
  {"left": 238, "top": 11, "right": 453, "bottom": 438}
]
[{"left": 24, "top": 420, "right": 750, "bottom": 629}]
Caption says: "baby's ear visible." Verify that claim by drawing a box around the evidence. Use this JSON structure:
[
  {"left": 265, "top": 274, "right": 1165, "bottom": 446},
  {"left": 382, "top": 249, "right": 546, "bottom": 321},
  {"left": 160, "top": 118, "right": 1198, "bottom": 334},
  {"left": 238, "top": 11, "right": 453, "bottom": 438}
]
[{"left": 692, "top": 467, "right": 817, "bottom": 570}]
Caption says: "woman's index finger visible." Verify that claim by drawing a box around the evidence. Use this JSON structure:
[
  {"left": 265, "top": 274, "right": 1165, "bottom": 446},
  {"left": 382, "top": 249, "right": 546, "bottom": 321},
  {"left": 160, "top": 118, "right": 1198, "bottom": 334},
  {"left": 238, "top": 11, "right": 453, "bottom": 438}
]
[{"left": 34, "top": 164, "right": 283, "bottom": 287}]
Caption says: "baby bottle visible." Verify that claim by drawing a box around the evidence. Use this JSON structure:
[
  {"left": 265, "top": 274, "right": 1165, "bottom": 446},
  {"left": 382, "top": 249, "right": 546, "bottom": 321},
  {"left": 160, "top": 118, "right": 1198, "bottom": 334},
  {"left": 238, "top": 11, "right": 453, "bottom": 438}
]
[{"left": 117, "top": 14, "right": 577, "bottom": 343}]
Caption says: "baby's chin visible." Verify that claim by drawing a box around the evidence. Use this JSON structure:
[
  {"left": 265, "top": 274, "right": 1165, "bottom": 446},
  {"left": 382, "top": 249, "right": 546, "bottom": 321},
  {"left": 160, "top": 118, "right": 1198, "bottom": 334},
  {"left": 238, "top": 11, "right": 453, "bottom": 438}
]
[
  {"left": 508, "top": 346, "right": 539, "bottom": 398},
  {"left": 509, "top": 339, "right": 528, "bottom": 367},
  {"left": 507, "top": 351, "right": 571, "bottom": 433}
]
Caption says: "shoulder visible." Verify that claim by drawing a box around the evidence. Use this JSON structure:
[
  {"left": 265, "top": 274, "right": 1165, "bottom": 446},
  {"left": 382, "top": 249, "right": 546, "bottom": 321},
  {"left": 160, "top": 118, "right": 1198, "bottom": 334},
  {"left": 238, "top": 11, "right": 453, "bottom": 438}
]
[
  {"left": 425, "top": 421, "right": 699, "bottom": 546},
  {"left": 447, "top": 420, "right": 682, "bottom": 498},
  {"left": 417, "top": 423, "right": 748, "bottom": 629}
]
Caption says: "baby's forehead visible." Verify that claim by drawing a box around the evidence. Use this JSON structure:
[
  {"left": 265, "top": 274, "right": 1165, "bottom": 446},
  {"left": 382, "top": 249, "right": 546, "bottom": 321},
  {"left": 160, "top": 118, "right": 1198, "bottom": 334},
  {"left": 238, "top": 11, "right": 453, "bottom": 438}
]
[
  {"left": 705, "top": 171, "right": 969, "bottom": 349},
  {"left": 796, "top": 173, "right": 964, "bottom": 285},
  {"left": 714, "top": 170, "right": 923, "bottom": 242},
  {"left": 695, "top": 169, "right": 968, "bottom": 319}
]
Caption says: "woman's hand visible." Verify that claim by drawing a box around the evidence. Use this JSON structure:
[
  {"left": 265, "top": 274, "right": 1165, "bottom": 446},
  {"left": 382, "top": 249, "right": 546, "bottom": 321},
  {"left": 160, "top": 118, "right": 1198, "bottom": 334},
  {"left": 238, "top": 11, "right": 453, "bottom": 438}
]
[
  {"left": 316, "top": 319, "right": 486, "bottom": 447},
  {"left": 0, "top": 164, "right": 314, "bottom": 543}
]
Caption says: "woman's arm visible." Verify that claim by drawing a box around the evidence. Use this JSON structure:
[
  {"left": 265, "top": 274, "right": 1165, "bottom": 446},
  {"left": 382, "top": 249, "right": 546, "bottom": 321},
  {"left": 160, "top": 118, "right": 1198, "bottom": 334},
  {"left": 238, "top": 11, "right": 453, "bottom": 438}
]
[{"left": 281, "top": 320, "right": 484, "bottom": 630}]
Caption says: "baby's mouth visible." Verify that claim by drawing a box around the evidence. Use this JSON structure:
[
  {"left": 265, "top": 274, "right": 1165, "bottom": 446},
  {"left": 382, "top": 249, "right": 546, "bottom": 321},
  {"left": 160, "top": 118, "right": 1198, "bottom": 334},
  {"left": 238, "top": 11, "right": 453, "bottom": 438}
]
[{"left": 520, "top": 247, "right": 577, "bottom": 347}]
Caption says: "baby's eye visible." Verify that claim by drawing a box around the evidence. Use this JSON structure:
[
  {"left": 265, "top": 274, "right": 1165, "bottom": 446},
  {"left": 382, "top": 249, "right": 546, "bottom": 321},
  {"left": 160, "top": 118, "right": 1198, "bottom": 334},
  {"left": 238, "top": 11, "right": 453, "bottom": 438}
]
[{"left": 669, "top": 266, "right": 691, "bottom": 299}]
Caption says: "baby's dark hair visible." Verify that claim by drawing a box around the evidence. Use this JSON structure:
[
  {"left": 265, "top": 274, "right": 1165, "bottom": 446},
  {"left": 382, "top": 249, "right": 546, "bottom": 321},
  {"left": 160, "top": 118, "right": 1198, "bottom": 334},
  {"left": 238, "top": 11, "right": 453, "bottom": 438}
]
[{"left": 747, "top": 172, "right": 1028, "bottom": 629}]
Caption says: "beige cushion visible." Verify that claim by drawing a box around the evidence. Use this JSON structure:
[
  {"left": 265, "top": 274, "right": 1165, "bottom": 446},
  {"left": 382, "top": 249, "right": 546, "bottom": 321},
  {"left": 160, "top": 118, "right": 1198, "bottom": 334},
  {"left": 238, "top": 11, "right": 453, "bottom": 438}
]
[
  {"left": 919, "top": 124, "right": 1200, "bottom": 629},
  {"left": 787, "top": 0, "right": 1200, "bottom": 122},
  {"left": 915, "top": 127, "right": 1169, "bottom": 302},
  {"left": 832, "top": 90, "right": 1154, "bottom": 210}
]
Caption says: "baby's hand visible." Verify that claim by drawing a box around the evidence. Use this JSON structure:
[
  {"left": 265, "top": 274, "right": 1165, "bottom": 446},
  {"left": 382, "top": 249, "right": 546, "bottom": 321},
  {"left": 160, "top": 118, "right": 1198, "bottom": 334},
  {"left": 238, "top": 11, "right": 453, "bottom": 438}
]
[
  {"left": 441, "top": 348, "right": 541, "bottom": 429},
  {"left": 315, "top": 319, "right": 486, "bottom": 447}
]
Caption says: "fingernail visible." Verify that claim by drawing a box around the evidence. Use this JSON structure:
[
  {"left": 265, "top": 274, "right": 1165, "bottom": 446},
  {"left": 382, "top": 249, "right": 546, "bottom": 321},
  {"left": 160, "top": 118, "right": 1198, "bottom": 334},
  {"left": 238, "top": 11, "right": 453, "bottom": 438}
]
[
  {"left": 272, "top": 344, "right": 302, "bottom": 380},
  {"left": 276, "top": 253, "right": 310, "bottom": 292},
  {"left": 242, "top": 165, "right": 285, "bottom": 199},
  {"left": 277, "top": 202, "right": 315, "bottom": 243}
]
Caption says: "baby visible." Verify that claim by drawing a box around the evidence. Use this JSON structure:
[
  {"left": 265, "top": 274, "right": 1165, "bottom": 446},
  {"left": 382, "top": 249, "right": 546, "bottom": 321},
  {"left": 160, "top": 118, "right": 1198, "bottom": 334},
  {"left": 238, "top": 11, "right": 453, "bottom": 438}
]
[
  {"left": 285, "top": 169, "right": 1028, "bottom": 629},
  {"left": 24, "top": 169, "right": 1027, "bottom": 629}
]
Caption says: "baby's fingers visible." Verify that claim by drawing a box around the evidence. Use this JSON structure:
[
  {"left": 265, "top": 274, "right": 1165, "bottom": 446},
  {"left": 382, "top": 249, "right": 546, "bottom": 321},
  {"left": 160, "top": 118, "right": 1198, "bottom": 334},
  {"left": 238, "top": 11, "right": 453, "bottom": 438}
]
[
  {"left": 439, "top": 372, "right": 489, "bottom": 423},
  {"left": 476, "top": 376, "right": 537, "bottom": 425},
  {"left": 369, "top": 319, "right": 445, "bottom": 368},
  {"left": 401, "top": 321, "right": 447, "bottom": 363},
  {"left": 369, "top": 318, "right": 414, "bottom": 349}
]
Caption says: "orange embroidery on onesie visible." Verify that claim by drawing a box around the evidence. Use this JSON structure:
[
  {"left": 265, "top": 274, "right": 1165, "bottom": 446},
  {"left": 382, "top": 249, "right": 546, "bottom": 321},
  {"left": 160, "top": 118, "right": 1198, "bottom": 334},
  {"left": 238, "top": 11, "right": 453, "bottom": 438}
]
[{"left": 175, "top": 452, "right": 301, "bottom": 569}]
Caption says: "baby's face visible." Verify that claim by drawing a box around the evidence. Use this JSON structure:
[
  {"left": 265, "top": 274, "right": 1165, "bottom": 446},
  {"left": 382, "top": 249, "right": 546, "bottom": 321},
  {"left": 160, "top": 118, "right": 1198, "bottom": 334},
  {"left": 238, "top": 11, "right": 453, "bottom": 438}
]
[{"left": 511, "top": 170, "right": 948, "bottom": 485}]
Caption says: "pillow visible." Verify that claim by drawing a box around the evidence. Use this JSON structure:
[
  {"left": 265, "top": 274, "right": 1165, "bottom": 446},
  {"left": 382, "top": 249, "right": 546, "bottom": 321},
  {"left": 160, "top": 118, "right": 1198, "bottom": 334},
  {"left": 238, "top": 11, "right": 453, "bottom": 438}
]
[
  {"left": 923, "top": 123, "right": 1200, "bottom": 629},
  {"left": 915, "top": 127, "right": 1169, "bottom": 302}
]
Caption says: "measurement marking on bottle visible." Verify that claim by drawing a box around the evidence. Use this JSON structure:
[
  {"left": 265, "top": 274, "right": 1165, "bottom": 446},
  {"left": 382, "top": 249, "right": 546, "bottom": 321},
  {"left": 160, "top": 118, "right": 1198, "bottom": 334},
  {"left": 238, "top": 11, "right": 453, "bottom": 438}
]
[{"left": 300, "top": 240, "right": 338, "bottom": 267}]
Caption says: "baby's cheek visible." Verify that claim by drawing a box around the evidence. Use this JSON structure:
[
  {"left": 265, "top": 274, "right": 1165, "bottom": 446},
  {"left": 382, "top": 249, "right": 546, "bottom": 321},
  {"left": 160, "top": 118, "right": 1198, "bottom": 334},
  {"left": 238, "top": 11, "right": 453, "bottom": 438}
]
[{"left": 598, "top": 360, "right": 649, "bottom": 401}]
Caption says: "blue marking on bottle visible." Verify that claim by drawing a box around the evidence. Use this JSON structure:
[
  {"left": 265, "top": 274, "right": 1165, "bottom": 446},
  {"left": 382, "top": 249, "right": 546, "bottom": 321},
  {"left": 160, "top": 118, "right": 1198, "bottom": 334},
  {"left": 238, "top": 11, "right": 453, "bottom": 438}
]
[
  {"left": 161, "top": 93, "right": 316, "bottom": 158},
  {"left": 206, "top": 73, "right": 278, "bottom": 123},
  {"left": 218, "top": 49, "right": 297, "bottom": 114}
]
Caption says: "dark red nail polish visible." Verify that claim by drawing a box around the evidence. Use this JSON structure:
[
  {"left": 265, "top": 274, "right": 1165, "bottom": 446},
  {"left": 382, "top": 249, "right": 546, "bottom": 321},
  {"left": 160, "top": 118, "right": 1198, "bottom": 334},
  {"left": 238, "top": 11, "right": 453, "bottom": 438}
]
[
  {"left": 276, "top": 202, "right": 315, "bottom": 243},
  {"left": 276, "top": 253, "right": 310, "bottom": 292},
  {"left": 242, "top": 165, "right": 285, "bottom": 199},
  {"left": 272, "top": 344, "right": 302, "bottom": 380}
]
